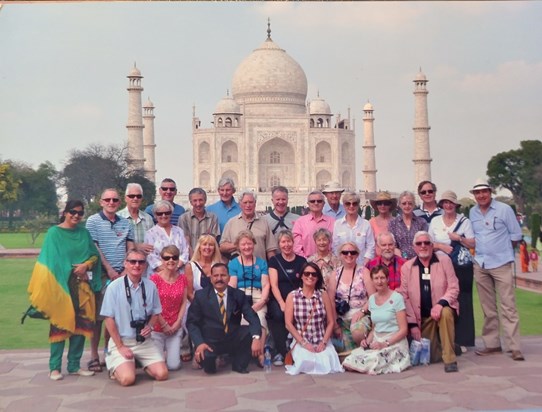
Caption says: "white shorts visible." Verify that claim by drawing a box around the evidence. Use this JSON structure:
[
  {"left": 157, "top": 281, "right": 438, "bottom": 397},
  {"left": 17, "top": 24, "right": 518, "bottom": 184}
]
[{"left": 106, "top": 338, "right": 164, "bottom": 373}]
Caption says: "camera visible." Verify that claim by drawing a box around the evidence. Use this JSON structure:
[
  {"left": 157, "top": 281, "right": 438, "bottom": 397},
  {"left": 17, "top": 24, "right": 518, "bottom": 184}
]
[
  {"left": 130, "top": 319, "right": 147, "bottom": 343},
  {"left": 335, "top": 299, "right": 350, "bottom": 316}
]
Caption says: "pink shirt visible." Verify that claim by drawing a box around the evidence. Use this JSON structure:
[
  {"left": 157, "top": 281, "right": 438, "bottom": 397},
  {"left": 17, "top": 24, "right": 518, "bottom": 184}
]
[
  {"left": 150, "top": 273, "right": 187, "bottom": 333},
  {"left": 293, "top": 213, "right": 335, "bottom": 258}
]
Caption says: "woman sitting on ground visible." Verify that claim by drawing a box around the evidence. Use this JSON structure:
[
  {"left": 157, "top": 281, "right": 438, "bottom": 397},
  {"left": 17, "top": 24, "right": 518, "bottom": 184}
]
[{"left": 342, "top": 265, "right": 410, "bottom": 375}]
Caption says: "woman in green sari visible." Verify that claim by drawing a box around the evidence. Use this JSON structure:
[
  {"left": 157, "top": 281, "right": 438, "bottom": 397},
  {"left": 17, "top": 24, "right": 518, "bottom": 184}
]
[{"left": 28, "top": 200, "right": 102, "bottom": 381}]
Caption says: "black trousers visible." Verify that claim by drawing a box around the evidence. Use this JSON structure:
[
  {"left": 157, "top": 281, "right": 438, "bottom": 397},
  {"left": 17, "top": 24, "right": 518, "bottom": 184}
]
[
  {"left": 267, "top": 299, "right": 289, "bottom": 357},
  {"left": 201, "top": 325, "right": 252, "bottom": 373}
]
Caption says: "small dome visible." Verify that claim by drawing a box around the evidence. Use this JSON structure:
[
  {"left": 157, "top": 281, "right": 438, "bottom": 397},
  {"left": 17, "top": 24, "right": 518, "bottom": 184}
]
[
  {"left": 363, "top": 102, "right": 373, "bottom": 111},
  {"left": 129, "top": 65, "right": 142, "bottom": 77},
  {"left": 309, "top": 97, "right": 331, "bottom": 115},
  {"left": 214, "top": 95, "right": 241, "bottom": 114},
  {"left": 143, "top": 98, "right": 154, "bottom": 108},
  {"left": 414, "top": 70, "right": 427, "bottom": 81}
]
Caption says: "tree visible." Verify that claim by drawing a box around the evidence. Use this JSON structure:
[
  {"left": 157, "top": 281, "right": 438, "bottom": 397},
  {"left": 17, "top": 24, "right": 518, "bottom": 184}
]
[
  {"left": 12, "top": 161, "right": 58, "bottom": 217},
  {"left": 487, "top": 140, "right": 542, "bottom": 214},
  {"left": 0, "top": 162, "right": 20, "bottom": 208},
  {"left": 61, "top": 143, "right": 155, "bottom": 207}
]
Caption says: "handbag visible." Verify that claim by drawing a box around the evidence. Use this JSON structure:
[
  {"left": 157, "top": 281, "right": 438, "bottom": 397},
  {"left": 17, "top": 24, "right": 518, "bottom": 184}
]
[
  {"left": 285, "top": 299, "right": 316, "bottom": 366},
  {"left": 448, "top": 217, "right": 473, "bottom": 267}
]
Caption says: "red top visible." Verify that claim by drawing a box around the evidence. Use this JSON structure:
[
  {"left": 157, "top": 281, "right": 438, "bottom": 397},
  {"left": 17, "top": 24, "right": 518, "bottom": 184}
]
[{"left": 150, "top": 273, "right": 187, "bottom": 333}]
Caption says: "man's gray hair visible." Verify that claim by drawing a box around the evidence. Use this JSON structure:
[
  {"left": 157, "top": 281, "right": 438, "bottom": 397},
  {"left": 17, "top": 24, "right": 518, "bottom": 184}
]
[
  {"left": 377, "top": 232, "right": 396, "bottom": 245},
  {"left": 412, "top": 231, "right": 433, "bottom": 245},
  {"left": 217, "top": 177, "right": 236, "bottom": 191},
  {"left": 189, "top": 187, "right": 207, "bottom": 201},
  {"left": 307, "top": 190, "right": 325, "bottom": 201},
  {"left": 238, "top": 190, "right": 257, "bottom": 202},
  {"left": 271, "top": 185, "right": 289, "bottom": 196},
  {"left": 125, "top": 182, "right": 143, "bottom": 195}
]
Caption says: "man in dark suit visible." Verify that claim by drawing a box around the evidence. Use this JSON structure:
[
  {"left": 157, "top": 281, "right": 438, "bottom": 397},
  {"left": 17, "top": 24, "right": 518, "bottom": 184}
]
[{"left": 187, "top": 263, "right": 262, "bottom": 374}]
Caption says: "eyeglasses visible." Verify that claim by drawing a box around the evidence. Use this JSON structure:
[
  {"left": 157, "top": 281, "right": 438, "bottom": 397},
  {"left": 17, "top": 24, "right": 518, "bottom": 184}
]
[
  {"left": 344, "top": 202, "right": 359, "bottom": 207},
  {"left": 401, "top": 201, "right": 414, "bottom": 206},
  {"left": 160, "top": 187, "right": 177, "bottom": 192},
  {"left": 302, "top": 271, "right": 318, "bottom": 278},
  {"left": 308, "top": 199, "right": 324, "bottom": 204},
  {"left": 375, "top": 201, "right": 392, "bottom": 206},
  {"left": 102, "top": 198, "right": 120, "bottom": 203},
  {"left": 156, "top": 211, "right": 172, "bottom": 217},
  {"left": 341, "top": 250, "right": 359, "bottom": 256},
  {"left": 68, "top": 209, "right": 84, "bottom": 216},
  {"left": 126, "top": 259, "right": 146, "bottom": 265},
  {"left": 126, "top": 194, "right": 143, "bottom": 199},
  {"left": 414, "top": 241, "right": 432, "bottom": 246},
  {"left": 419, "top": 189, "right": 435, "bottom": 195},
  {"left": 162, "top": 255, "right": 179, "bottom": 261}
]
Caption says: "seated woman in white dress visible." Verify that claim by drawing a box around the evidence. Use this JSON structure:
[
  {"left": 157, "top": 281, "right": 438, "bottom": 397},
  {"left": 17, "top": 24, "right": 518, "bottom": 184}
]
[
  {"left": 284, "top": 262, "right": 343, "bottom": 375},
  {"left": 342, "top": 264, "right": 410, "bottom": 375}
]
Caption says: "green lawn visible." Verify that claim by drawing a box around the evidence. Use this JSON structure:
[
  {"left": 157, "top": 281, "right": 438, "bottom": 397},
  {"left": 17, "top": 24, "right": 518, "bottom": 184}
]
[
  {"left": 1, "top": 257, "right": 541, "bottom": 350},
  {"left": 0, "top": 232, "right": 45, "bottom": 249}
]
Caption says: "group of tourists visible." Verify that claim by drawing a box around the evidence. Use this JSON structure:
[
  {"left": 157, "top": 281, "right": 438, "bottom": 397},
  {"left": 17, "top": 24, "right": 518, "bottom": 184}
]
[{"left": 27, "top": 176, "right": 525, "bottom": 386}]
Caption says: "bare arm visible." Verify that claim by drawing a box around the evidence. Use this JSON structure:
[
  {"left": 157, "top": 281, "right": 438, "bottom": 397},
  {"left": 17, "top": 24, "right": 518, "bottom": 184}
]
[{"left": 184, "top": 263, "right": 195, "bottom": 302}]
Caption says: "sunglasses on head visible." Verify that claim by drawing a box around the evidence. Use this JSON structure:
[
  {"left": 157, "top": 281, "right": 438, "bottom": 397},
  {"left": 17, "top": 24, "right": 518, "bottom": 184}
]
[
  {"left": 127, "top": 259, "right": 146, "bottom": 265},
  {"left": 308, "top": 199, "right": 324, "bottom": 204},
  {"left": 162, "top": 255, "right": 180, "bottom": 261},
  {"left": 419, "top": 189, "right": 435, "bottom": 195},
  {"left": 160, "top": 187, "right": 176, "bottom": 192},
  {"left": 126, "top": 194, "right": 143, "bottom": 199},
  {"left": 156, "top": 211, "right": 172, "bottom": 217},
  {"left": 102, "top": 198, "right": 120, "bottom": 203},
  {"left": 341, "top": 250, "right": 359, "bottom": 256},
  {"left": 415, "top": 241, "right": 432, "bottom": 246},
  {"left": 302, "top": 271, "right": 318, "bottom": 278},
  {"left": 344, "top": 201, "right": 359, "bottom": 207},
  {"left": 68, "top": 209, "right": 84, "bottom": 216},
  {"left": 376, "top": 201, "right": 392, "bottom": 206}
]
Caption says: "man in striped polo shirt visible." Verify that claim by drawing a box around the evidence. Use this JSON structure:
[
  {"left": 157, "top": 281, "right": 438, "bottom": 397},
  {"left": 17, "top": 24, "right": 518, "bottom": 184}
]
[{"left": 86, "top": 188, "right": 135, "bottom": 372}]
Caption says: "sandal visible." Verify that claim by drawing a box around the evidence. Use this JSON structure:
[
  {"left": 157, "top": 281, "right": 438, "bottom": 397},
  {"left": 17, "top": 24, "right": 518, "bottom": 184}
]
[
  {"left": 181, "top": 353, "right": 193, "bottom": 362},
  {"left": 87, "top": 358, "right": 103, "bottom": 373}
]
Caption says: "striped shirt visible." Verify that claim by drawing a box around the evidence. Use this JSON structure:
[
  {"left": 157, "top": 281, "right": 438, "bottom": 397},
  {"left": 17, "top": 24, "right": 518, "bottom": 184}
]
[
  {"left": 178, "top": 209, "right": 220, "bottom": 251},
  {"left": 86, "top": 211, "right": 134, "bottom": 272},
  {"left": 292, "top": 288, "right": 326, "bottom": 345},
  {"left": 117, "top": 207, "right": 154, "bottom": 244}
]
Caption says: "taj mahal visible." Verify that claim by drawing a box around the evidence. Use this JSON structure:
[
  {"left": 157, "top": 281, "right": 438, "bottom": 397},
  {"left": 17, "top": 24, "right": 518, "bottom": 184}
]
[{"left": 125, "top": 22, "right": 432, "bottom": 208}]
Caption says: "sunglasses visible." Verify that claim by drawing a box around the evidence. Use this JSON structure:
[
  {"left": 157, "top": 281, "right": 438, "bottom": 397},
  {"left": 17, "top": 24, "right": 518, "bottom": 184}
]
[
  {"left": 126, "top": 194, "right": 143, "bottom": 199},
  {"left": 419, "top": 189, "right": 435, "bottom": 195},
  {"left": 414, "top": 241, "right": 432, "bottom": 246},
  {"left": 102, "top": 198, "right": 120, "bottom": 203},
  {"left": 401, "top": 201, "right": 414, "bottom": 206},
  {"left": 160, "top": 187, "right": 177, "bottom": 192},
  {"left": 376, "top": 201, "right": 392, "bottom": 206},
  {"left": 156, "top": 211, "right": 172, "bottom": 217},
  {"left": 341, "top": 250, "right": 359, "bottom": 256},
  {"left": 344, "top": 201, "right": 359, "bottom": 207},
  {"left": 308, "top": 199, "right": 324, "bottom": 204},
  {"left": 126, "top": 259, "right": 146, "bottom": 265},
  {"left": 68, "top": 209, "right": 84, "bottom": 216},
  {"left": 302, "top": 271, "right": 318, "bottom": 278},
  {"left": 162, "top": 255, "right": 179, "bottom": 261}
]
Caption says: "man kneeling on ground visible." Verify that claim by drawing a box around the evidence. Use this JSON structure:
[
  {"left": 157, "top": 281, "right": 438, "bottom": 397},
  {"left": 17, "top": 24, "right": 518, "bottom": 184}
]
[{"left": 101, "top": 248, "right": 168, "bottom": 386}]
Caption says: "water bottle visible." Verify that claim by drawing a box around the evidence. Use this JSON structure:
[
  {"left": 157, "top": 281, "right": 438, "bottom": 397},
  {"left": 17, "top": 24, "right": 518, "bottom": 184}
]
[
  {"left": 420, "top": 338, "right": 431, "bottom": 365},
  {"left": 263, "top": 346, "right": 272, "bottom": 373}
]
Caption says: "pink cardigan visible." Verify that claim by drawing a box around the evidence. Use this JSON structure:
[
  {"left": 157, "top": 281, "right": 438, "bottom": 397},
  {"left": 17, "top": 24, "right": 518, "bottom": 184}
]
[{"left": 398, "top": 253, "right": 459, "bottom": 329}]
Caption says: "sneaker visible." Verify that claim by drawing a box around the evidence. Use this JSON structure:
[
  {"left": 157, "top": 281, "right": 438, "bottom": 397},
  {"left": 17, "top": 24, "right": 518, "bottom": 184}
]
[
  {"left": 69, "top": 369, "right": 95, "bottom": 377},
  {"left": 475, "top": 347, "right": 502, "bottom": 356},
  {"left": 273, "top": 354, "right": 284, "bottom": 366},
  {"left": 49, "top": 370, "right": 63, "bottom": 381}
]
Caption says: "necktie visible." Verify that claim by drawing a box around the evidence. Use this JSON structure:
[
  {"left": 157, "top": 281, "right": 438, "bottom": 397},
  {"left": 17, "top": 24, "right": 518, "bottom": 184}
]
[{"left": 217, "top": 292, "right": 228, "bottom": 333}]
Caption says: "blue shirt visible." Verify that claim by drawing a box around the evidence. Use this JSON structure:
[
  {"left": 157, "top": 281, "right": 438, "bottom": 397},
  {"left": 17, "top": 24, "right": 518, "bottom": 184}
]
[
  {"left": 86, "top": 212, "right": 134, "bottom": 272},
  {"left": 100, "top": 275, "right": 162, "bottom": 339},
  {"left": 207, "top": 199, "right": 241, "bottom": 233},
  {"left": 470, "top": 199, "right": 522, "bottom": 269},
  {"left": 145, "top": 202, "right": 186, "bottom": 226},
  {"left": 228, "top": 257, "right": 268, "bottom": 290},
  {"left": 323, "top": 202, "right": 346, "bottom": 219}
]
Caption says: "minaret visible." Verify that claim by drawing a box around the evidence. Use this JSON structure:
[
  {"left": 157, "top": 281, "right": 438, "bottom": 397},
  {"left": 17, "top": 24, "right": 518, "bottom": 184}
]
[
  {"left": 126, "top": 63, "right": 145, "bottom": 172},
  {"left": 142, "top": 97, "right": 157, "bottom": 182},
  {"left": 412, "top": 68, "right": 432, "bottom": 186},
  {"left": 362, "top": 102, "right": 377, "bottom": 192}
]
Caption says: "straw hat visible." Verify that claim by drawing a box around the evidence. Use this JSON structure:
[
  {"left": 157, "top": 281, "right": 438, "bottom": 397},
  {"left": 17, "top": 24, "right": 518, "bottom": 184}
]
[
  {"left": 469, "top": 178, "right": 495, "bottom": 194},
  {"left": 322, "top": 181, "right": 345, "bottom": 193},
  {"left": 369, "top": 191, "right": 398, "bottom": 210},
  {"left": 437, "top": 190, "right": 459, "bottom": 207}
]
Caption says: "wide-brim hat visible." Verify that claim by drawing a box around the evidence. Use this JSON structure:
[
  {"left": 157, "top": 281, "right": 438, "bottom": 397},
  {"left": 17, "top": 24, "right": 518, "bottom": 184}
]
[
  {"left": 469, "top": 178, "right": 495, "bottom": 194},
  {"left": 369, "top": 191, "right": 398, "bottom": 210},
  {"left": 322, "top": 181, "right": 345, "bottom": 193},
  {"left": 438, "top": 190, "right": 459, "bottom": 207}
]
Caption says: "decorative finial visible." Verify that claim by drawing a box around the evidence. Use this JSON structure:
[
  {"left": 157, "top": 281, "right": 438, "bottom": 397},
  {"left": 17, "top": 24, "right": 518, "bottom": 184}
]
[
  {"left": 226, "top": 89, "right": 229, "bottom": 97},
  {"left": 317, "top": 89, "right": 320, "bottom": 98},
  {"left": 267, "top": 18, "right": 271, "bottom": 40}
]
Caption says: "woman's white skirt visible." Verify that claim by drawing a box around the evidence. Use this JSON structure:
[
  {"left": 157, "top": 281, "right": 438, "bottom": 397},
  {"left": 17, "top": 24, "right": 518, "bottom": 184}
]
[{"left": 285, "top": 341, "right": 344, "bottom": 376}]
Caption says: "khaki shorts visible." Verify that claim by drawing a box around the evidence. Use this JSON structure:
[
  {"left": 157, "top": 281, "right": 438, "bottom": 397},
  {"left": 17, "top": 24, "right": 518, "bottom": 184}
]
[
  {"left": 106, "top": 338, "right": 164, "bottom": 373},
  {"left": 239, "top": 287, "right": 268, "bottom": 331}
]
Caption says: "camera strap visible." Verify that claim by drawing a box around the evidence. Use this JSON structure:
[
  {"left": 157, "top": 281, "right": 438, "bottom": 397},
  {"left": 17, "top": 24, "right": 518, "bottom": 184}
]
[
  {"left": 124, "top": 275, "right": 148, "bottom": 323},
  {"left": 336, "top": 265, "right": 356, "bottom": 303},
  {"left": 241, "top": 255, "right": 256, "bottom": 296}
]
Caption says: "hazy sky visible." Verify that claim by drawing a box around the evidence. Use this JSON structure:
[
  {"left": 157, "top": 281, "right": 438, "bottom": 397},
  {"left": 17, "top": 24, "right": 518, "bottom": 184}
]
[{"left": 1, "top": 2, "right": 541, "bottom": 198}]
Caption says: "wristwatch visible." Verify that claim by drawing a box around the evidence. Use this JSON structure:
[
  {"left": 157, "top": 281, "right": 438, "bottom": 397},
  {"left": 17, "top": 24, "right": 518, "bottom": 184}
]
[{"left": 252, "top": 335, "right": 261, "bottom": 340}]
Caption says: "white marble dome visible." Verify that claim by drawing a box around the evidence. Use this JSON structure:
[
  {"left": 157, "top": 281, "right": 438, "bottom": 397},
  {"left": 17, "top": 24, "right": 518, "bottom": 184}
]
[
  {"left": 129, "top": 66, "right": 142, "bottom": 77},
  {"left": 214, "top": 95, "right": 241, "bottom": 114},
  {"left": 309, "top": 97, "right": 331, "bottom": 115},
  {"left": 363, "top": 102, "right": 373, "bottom": 111},
  {"left": 415, "top": 70, "right": 427, "bottom": 81},
  {"left": 231, "top": 38, "right": 308, "bottom": 115}
]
